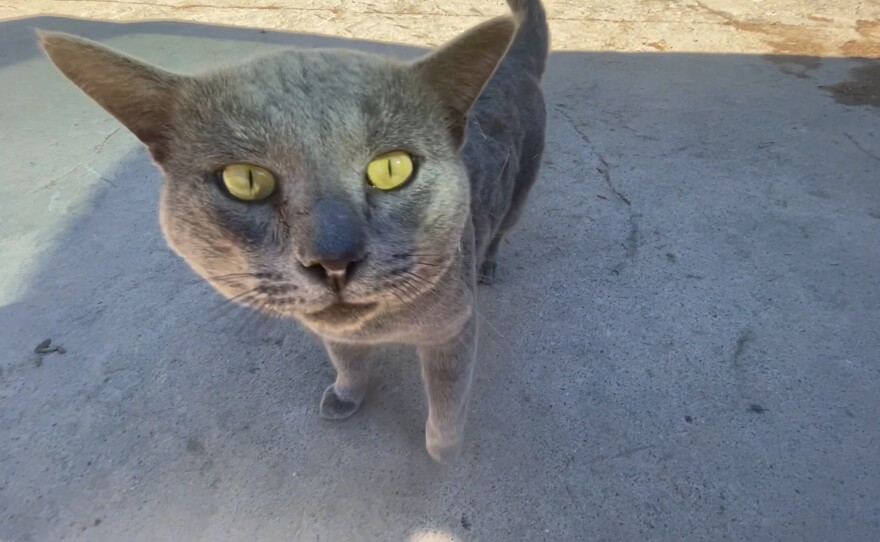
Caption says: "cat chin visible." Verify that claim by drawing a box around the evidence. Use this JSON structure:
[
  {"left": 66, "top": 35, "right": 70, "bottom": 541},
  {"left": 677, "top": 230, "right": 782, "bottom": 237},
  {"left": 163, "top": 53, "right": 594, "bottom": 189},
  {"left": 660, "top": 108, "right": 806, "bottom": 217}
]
[{"left": 296, "top": 301, "right": 381, "bottom": 331}]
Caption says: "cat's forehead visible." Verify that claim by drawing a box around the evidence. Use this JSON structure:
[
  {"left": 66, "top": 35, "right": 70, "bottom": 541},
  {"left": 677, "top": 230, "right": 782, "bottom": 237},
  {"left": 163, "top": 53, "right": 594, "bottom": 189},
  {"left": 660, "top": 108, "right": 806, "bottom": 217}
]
[
  {"left": 194, "top": 50, "right": 418, "bottom": 118},
  {"left": 177, "top": 49, "right": 443, "bottom": 167}
]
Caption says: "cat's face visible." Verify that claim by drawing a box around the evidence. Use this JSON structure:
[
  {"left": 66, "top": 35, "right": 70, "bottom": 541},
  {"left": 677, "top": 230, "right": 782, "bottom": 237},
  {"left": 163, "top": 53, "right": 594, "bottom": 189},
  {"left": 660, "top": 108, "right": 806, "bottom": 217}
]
[
  {"left": 157, "top": 51, "right": 470, "bottom": 328},
  {"left": 39, "top": 19, "right": 515, "bottom": 331}
]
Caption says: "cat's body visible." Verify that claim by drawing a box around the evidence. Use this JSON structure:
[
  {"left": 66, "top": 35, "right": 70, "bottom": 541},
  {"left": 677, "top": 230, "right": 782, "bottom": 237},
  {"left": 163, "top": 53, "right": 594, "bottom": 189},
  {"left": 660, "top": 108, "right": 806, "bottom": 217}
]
[{"left": 40, "top": 0, "right": 549, "bottom": 463}]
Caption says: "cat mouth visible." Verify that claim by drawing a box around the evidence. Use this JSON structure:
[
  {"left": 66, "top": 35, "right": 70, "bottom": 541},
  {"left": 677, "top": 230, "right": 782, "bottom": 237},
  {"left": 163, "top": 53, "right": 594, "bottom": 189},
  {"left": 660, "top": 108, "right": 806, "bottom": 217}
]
[{"left": 301, "top": 300, "right": 379, "bottom": 324}]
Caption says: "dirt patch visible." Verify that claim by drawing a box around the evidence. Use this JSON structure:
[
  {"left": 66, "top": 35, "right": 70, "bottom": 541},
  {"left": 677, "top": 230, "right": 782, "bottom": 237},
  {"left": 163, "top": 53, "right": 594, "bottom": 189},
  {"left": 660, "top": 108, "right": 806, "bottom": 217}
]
[
  {"left": 693, "top": 4, "right": 880, "bottom": 61},
  {"left": 693, "top": 1, "right": 831, "bottom": 57},
  {"left": 646, "top": 40, "right": 670, "bottom": 51},
  {"left": 856, "top": 19, "right": 880, "bottom": 40},
  {"left": 841, "top": 19, "right": 880, "bottom": 57},
  {"left": 822, "top": 62, "right": 880, "bottom": 109}
]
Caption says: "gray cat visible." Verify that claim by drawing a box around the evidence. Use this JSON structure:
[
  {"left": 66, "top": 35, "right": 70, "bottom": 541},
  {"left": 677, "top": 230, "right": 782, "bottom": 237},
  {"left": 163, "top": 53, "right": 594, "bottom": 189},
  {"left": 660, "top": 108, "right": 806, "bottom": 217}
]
[{"left": 40, "top": 0, "right": 549, "bottom": 463}]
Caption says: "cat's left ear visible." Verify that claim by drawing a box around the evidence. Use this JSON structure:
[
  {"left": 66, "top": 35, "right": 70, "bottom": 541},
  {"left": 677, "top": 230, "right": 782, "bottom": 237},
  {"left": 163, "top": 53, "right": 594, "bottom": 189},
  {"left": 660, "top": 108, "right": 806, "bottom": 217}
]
[
  {"left": 414, "top": 16, "right": 517, "bottom": 146},
  {"left": 38, "top": 31, "right": 183, "bottom": 161}
]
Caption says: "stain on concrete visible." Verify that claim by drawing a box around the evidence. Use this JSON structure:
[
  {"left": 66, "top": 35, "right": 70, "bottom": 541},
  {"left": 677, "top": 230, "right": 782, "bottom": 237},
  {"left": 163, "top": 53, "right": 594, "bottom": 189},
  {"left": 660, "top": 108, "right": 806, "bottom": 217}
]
[
  {"left": 763, "top": 55, "right": 822, "bottom": 79},
  {"left": 731, "top": 329, "right": 755, "bottom": 368},
  {"left": 186, "top": 437, "right": 206, "bottom": 455},
  {"left": 748, "top": 403, "right": 769, "bottom": 414},
  {"left": 611, "top": 213, "right": 642, "bottom": 276},
  {"left": 823, "top": 62, "right": 880, "bottom": 109},
  {"left": 34, "top": 338, "right": 65, "bottom": 355}
]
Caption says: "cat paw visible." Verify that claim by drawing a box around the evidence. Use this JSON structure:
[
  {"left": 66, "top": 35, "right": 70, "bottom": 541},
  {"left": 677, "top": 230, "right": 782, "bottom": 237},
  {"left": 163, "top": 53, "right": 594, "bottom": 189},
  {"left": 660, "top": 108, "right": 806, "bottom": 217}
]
[
  {"left": 426, "top": 438, "right": 463, "bottom": 465},
  {"left": 319, "top": 384, "right": 362, "bottom": 420},
  {"left": 426, "top": 429, "right": 463, "bottom": 464},
  {"left": 478, "top": 260, "right": 497, "bottom": 285}
]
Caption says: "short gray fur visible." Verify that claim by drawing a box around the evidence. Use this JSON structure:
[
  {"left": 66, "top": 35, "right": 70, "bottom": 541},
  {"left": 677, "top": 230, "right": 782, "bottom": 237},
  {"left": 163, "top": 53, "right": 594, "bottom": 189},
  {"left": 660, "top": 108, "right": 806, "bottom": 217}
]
[{"left": 38, "top": 0, "right": 549, "bottom": 462}]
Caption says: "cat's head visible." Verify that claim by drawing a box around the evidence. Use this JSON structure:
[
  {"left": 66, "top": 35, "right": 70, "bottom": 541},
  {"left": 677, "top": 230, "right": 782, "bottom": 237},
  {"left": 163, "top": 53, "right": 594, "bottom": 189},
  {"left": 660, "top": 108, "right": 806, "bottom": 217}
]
[{"left": 39, "top": 18, "right": 515, "bottom": 331}]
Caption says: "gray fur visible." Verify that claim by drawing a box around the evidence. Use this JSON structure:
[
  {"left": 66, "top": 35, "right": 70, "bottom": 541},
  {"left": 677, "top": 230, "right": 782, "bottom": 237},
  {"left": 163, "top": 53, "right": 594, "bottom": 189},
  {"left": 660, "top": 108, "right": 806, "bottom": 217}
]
[{"left": 39, "top": 0, "right": 548, "bottom": 463}]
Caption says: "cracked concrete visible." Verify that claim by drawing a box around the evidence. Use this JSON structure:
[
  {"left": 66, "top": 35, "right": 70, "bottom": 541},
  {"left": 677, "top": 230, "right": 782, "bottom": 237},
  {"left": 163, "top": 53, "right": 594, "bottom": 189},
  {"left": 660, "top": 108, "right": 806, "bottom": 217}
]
[
  {"left": 556, "top": 105, "right": 633, "bottom": 207},
  {"left": 845, "top": 132, "right": 880, "bottom": 161},
  {"left": 610, "top": 213, "right": 641, "bottom": 276},
  {"left": 1, "top": 1, "right": 880, "bottom": 541},
  {"left": 595, "top": 155, "right": 631, "bottom": 206}
]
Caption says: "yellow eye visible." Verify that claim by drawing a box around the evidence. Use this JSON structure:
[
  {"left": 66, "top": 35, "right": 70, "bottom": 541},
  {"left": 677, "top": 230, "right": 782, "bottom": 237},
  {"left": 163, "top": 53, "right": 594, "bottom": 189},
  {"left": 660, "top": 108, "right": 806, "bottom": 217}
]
[
  {"left": 366, "top": 151, "right": 415, "bottom": 190},
  {"left": 221, "top": 164, "right": 276, "bottom": 201}
]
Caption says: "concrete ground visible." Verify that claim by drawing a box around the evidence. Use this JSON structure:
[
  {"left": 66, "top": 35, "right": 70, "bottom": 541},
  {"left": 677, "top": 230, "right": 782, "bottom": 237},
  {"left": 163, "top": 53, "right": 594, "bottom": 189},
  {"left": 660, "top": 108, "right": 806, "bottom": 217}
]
[{"left": 1, "top": 1, "right": 879, "bottom": 541}]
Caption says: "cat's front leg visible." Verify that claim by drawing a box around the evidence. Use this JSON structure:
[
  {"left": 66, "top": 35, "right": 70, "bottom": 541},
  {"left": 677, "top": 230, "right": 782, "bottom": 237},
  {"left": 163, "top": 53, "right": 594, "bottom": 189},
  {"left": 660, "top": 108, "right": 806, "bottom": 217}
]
[
  {"left": 320, "top": 341, "right": 373, "bottom": 420},
  {"left": 417, "top": 314, "right": 478, "bottom": 464}
]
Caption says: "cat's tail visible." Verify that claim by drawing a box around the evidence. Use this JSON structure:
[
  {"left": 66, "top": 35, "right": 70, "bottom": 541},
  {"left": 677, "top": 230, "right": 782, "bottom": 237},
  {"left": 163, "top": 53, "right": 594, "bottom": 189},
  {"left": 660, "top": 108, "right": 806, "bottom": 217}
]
[{"left": 506, "top": 0, "right": 549, "bottom": 77}]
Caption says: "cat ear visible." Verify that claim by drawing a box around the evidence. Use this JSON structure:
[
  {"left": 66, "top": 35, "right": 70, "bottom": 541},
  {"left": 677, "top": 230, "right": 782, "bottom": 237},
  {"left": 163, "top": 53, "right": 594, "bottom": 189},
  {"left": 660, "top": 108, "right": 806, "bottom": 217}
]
[
  {"left": 38, "top": 31, "right": 183, "bottom": 161},
  {"left": 414, "top": 16, "right": 517, "bottom": 146}
]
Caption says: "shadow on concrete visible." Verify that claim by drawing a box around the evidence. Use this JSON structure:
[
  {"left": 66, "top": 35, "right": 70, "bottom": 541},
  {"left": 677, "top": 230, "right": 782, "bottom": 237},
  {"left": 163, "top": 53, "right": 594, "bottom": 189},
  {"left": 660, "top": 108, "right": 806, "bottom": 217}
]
[
  {"left": 0, "top": 15, "right": 426, "bottom": 68},
  {"left": 1, "top": 15, "right": 879, "bottom": 542}
]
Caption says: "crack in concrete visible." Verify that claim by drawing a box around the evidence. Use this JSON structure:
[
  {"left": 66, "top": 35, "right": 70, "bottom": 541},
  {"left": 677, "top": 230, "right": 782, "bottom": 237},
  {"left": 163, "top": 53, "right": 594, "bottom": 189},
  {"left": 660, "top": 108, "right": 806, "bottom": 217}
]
[
  {"left": 555, "top": 106, "right": 632, "bottom": 206},
  {"left": 555, "top": 105, "right": 641, "bottom": 276},
  {"left": 611, "top": 212, "right": 642, "bottom": 276},
  {"left": 93, "top": 127, "right": 122, "bottom": 156},
  {"left": 596, "top": 154, "right": 632, "bottom": 206},
  {"left": 32, "top": 164, "right": 80, "bottom": 194},
  {"left": 731, "top": 328, "right": 755, "bottom": 368},
  {"left": 844, "top": 133, "right": 880, "bottom": 163}
]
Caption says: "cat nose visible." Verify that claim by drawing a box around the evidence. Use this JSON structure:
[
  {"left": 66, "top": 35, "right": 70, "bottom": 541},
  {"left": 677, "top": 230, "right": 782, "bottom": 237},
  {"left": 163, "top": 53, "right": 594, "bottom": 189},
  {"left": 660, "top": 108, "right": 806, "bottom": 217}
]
[
  {"left": 315, "top": 258, "right": 358, "bottom": 291},
  {"left": 299, "top": 197, "right": 366, "bottom": 290},
  {"left": 320, "top": 259, "right": 350, "bottom": 275},
  {"left": 300, "top": 257, "right": 361, "bottom": 292}
]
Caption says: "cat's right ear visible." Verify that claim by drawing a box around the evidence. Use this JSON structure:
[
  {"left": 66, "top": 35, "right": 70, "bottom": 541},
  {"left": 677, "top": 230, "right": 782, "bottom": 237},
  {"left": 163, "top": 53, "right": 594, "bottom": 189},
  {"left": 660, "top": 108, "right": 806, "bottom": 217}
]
[
  {"left": 38, "top": 31, "right": 183, "bottom": 161},
  {"left": 414, "top": 16, "right": 517, "bottom": 147}
]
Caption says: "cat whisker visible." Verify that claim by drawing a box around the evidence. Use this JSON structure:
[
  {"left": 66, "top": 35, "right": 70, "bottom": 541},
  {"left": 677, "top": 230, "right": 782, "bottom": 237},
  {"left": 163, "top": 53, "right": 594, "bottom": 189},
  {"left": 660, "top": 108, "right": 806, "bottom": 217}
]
[
  {"left": 384, "top": 283, "right": 408, "bottom": 305},
  {"left": 389, "top": 271, "right": 423, "bottom": 300},
  {"left": 201, "top": 286, "right": 265, "bottom": 326},
  {"left": 205, "top": 272, "right": 262, "bottom": 281},
  {"left": 180, "top": 275, "right": 241, "bottom": 288},
  {"left": 389, "top": 279, "right": 417, "bottom": 301},
  {"left": 179, "top": 272, "right": 262, "bottom": 289},
  {"left": 387, "top": 268, "right": 511, "bottom": 351},
  {"left": 400, "top": 269, "right": 436, "bottom": 292},
  {"left": 188, "top": 292, "right": 260, "bottom": 339},
  {"left": 392, "top": 274, "right": 423, "bottom": 300},
  {"left": 240, "top": 297, "right": 280, "bottom": 336},
  {"left": 403, "top": 270, "right": 513, "bottom": 353},
  {"left": 411, "top": 260, "right": 448, "bottom": 269},
  {"left": 392, "top": 252, "right": 451, "bottom": 261},
  {"left": 223, "top": 285, "right": 264, "bottom": 306},
  {"left": 392, "top": 252, "right": 445, "bottom": 257},
  {"left": 217, "top": 291, "right": 289, "bottom": 340}
]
